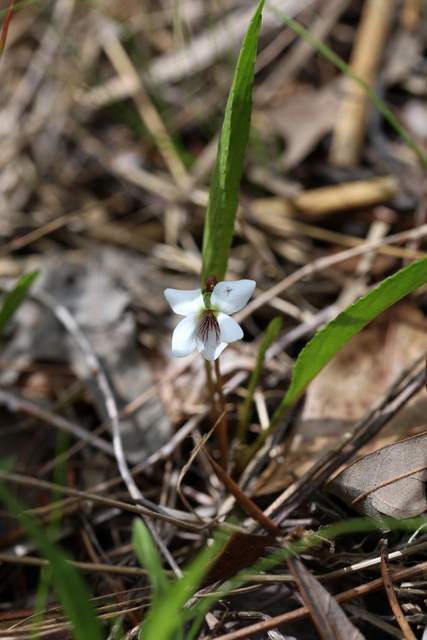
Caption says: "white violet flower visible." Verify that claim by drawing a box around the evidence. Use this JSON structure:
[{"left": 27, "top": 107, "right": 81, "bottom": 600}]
[{"left": 164, "top": 276, "right": 256, "bottom": 361}]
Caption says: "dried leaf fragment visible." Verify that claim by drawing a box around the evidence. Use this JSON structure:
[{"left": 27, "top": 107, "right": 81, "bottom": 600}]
[
  {"left": 326, "top": 432, "right": 427, "bottom": 527},
  {"left": 287, "top": 556, "right": 366, "bottom": 640}
]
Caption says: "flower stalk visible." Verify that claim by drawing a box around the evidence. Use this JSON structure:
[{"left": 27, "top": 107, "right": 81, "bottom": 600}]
[
  {"left": 204, "top": 359, "right": 217, "bottom": 426},
  {"left": 214, "top": 358, "right": 228, "bottom": 470}
]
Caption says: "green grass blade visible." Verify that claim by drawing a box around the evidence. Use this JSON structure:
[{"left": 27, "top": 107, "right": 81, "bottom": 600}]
[
  {"left": 243, "top": 256, "right": 427, "bottom": 461},
  {"left": 138, "top": 534, "right": 223, "bottom": 640},
  {"left": 201, "top": 0, "right": 265, "bottom": 284},
  {"left": 133, "top": 519, "right": 170, "bottom": 598},
  {"left": 267, "top": 6, "right": 427, "bottom": 168},
  {"left": 0, "top": 475, "right": 103, "bottom": 640},
  {"left": 32, "top": 431, "right": 70, "bottom": 640},
  {"left": 0, "top": 271, "right": 39, "bottom": 336},
  {"left": 235, "top": 317, "right": 282, "bottom": 445}
]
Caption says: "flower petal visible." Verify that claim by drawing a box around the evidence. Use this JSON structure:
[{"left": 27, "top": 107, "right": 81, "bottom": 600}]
[
  {"left": 197, "top": 340, "right": 228, "bottom": 361},
  {"left": 171, "top": 315, "right": 198, "bottom": 357},
  {"left": 211, "top": 280, "right": 256, "bottom": 314},
  {"left": 196, "top": 312, "right": 221, "bottom": 361},
  {"left": 164, "top": 288, "right": 204, "bottom": 316},
  {"left": 217, "top": 312, "right": 243, "bottom": 344}
]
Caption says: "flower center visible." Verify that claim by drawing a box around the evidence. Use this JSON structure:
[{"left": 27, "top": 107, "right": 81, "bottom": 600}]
[{"left": 197, "top": 309, "right": 220, "bottom": 347}]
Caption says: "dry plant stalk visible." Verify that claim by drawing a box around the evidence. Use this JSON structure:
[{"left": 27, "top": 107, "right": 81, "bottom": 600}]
[
  {"left": 329, "top": 0, "right": 393, "bottom": 166},
  {"left": 251, "top": 175, "right": 400, "bottom": 219}
]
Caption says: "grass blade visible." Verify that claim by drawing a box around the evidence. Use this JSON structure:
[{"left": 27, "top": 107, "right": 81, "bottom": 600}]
[
  {"left": 138, "top": 531, "right": 222, "bottom": 640},
  {"left": 133, "top": 519, "right": 170, "bottom": 598},
  {"left": 201, "top": 0, "right": 265, "bottom": 284},
  {"left": 0, "top": 271, "right": 39, "bottom": 336},
  {"left": 32, "top": 431, "right": 70, "bottom": 640},
  {"left": 235, "top": 317, "right": 282, "bottom": 445},
  {"left": 0, "top": 466, "right": 103, "bottom": 640}
]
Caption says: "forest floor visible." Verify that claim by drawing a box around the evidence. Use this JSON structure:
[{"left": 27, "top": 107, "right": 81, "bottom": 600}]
[{"left": 1, "top": 0, "right": 427, "bottom": 638}]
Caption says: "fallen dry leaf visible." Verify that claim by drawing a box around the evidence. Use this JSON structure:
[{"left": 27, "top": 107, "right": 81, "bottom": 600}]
[
  {"left": 261, "top": 78, "right": 342, "bottom": 169},
  {"left": 325, "top": 432, "right": 427, "bottom": 527},
  {"left": 199, "top": 531, "right": 277, "bottom": 590},
  {"left": 288, "top": 556, "right": 366, "bottom": 640}
]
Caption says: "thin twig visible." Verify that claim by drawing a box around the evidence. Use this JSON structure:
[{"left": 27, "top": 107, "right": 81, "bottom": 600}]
[
  {"left": 0, "top": 387, "right": 115, "bottom": 458},
  {"left": 262, "top": 355, "right": 425, "bottom": 525},
  {"left": 176, "top": 422, "right": 218, "bottom": 525},
  {"left": 379, "top": 539, "right": 417, "bottom": 640},
  {"left": 214, "top": 559, "right": 427, "bottom": 640},
  {"left": 0, "top": 551, "right": 174, "bottom": 578},
  {"left": 0, "top": 470, "right": 201, "bottom": 531}
]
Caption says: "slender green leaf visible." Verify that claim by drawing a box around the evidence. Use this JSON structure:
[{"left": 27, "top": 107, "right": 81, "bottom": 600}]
[
  {"left": 273, "top": 256, "right": 427, "bottom": 423},
  {"left": 32, "top": 431, "right": 70, "bottom": 640},
  {"left": 201, "top": 0, "right": 265, "bottom": 284},
  {"left": 0, "top": 271, "right": 39, "bottom": 336},
  {"left": 267, "top": 6, "right": 427, "bottom": 168},
  {"left": 0, "top": 480, "right": 103, "bottom": 640},
  {"left": 138, "top": 535, "right": 223, "bottom": 640},
  {"left": 133, "top": 519, "right": 170, "bottom": 598},
  {"left": 236, "top": 317, "right": 282, "bottom": 444},
  {"left": 242, "top": 257, "right": 427, "bottom": 463}
]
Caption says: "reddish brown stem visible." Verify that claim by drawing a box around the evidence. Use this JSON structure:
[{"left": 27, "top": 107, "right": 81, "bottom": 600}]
[
  {"left": 214, "top": 358, "right": 228, "bottom": 470},
  {"left": 0, "top": 1, "right": 14, "bottom": 57},
  {"left": 203, "top": 447, "right": 279, "bottom": 537}
]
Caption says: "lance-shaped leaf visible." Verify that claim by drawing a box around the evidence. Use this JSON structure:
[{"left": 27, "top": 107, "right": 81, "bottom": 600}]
[
  {"left": 271, "top": 256, "right": 427, "bottom": 425},
  {"left": 201, "top": 0, "right": 264, "bottom": 284},
  {"left": 243, "top": 256, "right": 427, "bottom": 465}
]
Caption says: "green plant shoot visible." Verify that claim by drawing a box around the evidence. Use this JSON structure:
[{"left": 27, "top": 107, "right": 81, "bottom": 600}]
[
  {"left": 133, "top": 519, "right": 170, "bottom": 598},
  {"left": 243, "top": 256, "right": 427, "bottom": 462},
  {"left": 236, "top": 316, "right": 282, "bottom": 445},
  {"left": 0, "top": 468, "right": 103, "bottom": 640},
  {"left": 0, "top": 271, "right": 39, "bottom": 336},
  {"left": 135, "top": 520, "right": 223, "bottom": 640},
  {"left": 201, "top": 0, "right": 265, "bottom": 284}
]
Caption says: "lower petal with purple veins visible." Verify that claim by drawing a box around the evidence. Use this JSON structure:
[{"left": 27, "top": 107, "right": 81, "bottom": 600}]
[{"left": 196, "top": 311, "right": 222, "bottom": 361}]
